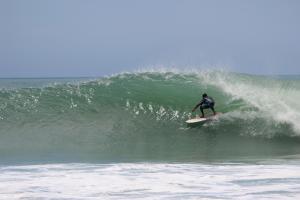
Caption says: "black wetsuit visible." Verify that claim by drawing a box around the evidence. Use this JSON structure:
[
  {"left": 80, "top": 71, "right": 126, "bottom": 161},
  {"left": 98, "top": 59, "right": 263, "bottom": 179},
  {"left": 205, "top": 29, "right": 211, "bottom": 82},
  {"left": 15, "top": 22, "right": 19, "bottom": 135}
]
[
  {"left": 194, "top": 96, "right": 216, "bottom": 117},
  {"left": 199, "top": 96, "right": 215, "bottom": 109}
]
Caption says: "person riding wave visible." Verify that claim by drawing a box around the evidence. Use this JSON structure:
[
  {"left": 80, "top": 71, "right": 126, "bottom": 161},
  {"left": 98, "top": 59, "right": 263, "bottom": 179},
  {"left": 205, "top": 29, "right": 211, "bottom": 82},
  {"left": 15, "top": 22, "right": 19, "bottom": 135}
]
[{"left": 192, "top": 93, "right": 216, "bottom": 118}]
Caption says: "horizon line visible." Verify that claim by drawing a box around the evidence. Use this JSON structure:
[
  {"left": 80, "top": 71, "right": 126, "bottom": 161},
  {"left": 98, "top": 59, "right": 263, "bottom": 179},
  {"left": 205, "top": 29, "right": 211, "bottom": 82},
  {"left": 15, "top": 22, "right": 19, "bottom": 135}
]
[{"left": 0, "top": 73, "right": 300, "bottom": 79}]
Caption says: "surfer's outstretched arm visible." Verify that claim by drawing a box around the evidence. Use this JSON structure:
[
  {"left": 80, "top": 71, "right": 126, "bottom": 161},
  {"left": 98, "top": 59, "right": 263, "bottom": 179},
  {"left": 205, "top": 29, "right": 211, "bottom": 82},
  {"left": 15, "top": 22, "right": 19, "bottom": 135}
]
[
  {"left": 192, "top": 104, "right": 200, "bottom": 112},
  {"left": 192, "top": 100, "right": 203, "bottom": 112}
]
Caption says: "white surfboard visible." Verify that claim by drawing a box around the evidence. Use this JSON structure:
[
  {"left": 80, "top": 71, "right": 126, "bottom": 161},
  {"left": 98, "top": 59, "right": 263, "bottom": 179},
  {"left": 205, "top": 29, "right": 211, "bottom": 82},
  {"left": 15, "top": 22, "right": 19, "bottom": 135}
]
[{"left": 186, "top": 113, "right": 221, "bottom": 125}]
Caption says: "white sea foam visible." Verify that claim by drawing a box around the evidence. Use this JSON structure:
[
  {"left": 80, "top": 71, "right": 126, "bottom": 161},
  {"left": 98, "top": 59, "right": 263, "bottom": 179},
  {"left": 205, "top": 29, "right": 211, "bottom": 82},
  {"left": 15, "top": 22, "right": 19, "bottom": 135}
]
[{"left": 0, "top": 162, "right": 300, "bottom": 200}]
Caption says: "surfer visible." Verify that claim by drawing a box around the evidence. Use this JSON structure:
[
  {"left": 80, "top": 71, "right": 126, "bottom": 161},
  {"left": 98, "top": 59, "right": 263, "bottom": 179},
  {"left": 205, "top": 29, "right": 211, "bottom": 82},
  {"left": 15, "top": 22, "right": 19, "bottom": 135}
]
[{"left": 192, "top": 93, "right": 216, "bottom": 118}]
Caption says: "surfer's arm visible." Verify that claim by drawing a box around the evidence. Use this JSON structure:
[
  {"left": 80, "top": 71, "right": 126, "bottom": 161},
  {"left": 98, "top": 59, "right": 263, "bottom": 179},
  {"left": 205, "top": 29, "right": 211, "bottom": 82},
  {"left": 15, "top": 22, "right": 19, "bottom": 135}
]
[{"left": 192, "top": 100, "right": 203, "bottom": 112}]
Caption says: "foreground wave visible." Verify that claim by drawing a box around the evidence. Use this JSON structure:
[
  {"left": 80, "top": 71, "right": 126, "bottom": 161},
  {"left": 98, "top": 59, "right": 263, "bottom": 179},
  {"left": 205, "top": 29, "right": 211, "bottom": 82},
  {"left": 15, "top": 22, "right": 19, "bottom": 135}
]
[
  {"left": 0, "top": 70, "right": 300, "bottom": 163},
  {"left": 1, "top": 162, "right": 300, "bottom": 199}
]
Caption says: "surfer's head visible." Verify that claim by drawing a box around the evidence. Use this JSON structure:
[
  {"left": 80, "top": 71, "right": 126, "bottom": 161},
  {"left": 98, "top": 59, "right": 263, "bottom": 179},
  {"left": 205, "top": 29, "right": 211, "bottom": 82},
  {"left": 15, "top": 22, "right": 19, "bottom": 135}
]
[{"left": 202, "top": 93, "right": 207, "bottom": 98}]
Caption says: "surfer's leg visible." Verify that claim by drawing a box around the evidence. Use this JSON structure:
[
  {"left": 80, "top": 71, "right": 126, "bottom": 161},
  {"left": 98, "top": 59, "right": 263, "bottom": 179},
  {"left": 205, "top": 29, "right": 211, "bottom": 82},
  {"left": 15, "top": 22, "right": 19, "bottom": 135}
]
[
  {"left": 210, "top": 103, "right": 216, "bottom": 115},
  {"left": 211, "top": 106, "right": 216, "bottom": 115},
  {"left": 200, "top": 104, "right": 211, "bottom": 117},
  {"left": 200, "top": 105, "right": 204, "bottom": 118}
]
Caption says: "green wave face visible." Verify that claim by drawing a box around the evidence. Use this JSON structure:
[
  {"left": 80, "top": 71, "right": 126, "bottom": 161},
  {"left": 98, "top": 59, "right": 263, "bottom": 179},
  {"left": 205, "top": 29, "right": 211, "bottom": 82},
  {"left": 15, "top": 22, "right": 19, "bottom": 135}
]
[{"left": 1, "top": 70, "right": 300, "bottom": 163}]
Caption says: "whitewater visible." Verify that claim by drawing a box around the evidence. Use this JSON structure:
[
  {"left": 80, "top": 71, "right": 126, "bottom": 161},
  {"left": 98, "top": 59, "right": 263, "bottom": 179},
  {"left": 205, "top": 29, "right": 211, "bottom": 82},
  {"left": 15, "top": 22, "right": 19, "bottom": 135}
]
[{"left": 0, "top": 69, "right": 300, "bottom": 199}]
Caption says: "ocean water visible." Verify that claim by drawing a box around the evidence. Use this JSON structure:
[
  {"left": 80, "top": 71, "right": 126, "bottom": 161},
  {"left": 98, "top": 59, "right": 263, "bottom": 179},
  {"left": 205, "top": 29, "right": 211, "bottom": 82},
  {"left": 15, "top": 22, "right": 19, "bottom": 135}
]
[{"left": 0, "top": 70, "right": 300, "bottom": 199}]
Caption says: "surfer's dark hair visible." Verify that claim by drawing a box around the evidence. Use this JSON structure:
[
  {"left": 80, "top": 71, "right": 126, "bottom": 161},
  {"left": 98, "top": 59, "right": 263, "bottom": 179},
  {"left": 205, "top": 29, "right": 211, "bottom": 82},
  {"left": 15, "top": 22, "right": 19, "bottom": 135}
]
[{"left": 202, "top": 93, "right": 207, "bottom": 98}]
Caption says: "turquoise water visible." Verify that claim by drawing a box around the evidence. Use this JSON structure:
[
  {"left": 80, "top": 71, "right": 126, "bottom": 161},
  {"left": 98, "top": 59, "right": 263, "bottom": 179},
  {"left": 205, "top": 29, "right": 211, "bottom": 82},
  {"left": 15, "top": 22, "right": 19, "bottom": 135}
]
[
  {"left": 0, "top": 70, "right": 300, "bottom": 163},
  {"left": 0, "top": 70, "right": 300, "bottom": 199}
]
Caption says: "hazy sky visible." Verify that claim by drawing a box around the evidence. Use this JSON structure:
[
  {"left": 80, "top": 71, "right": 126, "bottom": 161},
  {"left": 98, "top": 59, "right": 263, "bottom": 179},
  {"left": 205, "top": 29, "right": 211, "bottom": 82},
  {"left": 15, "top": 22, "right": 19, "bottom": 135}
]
[{"left": 1, "top": 0, "right": 299, "bottom": 77}]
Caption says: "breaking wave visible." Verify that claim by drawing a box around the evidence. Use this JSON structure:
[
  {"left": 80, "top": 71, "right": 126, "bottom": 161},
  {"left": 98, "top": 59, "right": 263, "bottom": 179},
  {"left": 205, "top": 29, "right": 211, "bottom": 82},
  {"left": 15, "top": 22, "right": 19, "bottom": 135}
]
[{"left": 1, "top": 69, "right": 300, "bottom": 163}]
